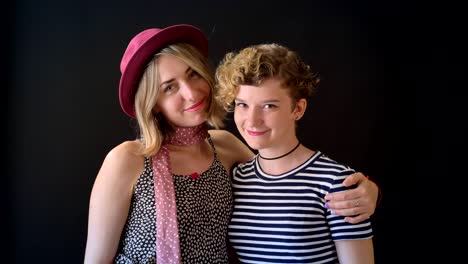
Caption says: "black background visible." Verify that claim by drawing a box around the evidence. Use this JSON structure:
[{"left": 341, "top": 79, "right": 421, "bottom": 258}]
[{"left": 7, "top": 0, "right": 446, "bottom": 263}]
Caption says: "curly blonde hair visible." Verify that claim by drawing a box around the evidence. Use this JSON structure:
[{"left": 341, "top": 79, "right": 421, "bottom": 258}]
[
  {"left": 215, "top": 43, "right": 319, "bottom": 111},
  {"left": 134, "top": 43, "right": 226, "bottom": 156}
]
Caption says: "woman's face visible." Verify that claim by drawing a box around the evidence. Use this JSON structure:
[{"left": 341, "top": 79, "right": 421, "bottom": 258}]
[
  {"left": 155, "top": 54, "right": 210, "bottom": 127},
  {"left": 233, "top": 78, "right": 304, "bottom": 153}
]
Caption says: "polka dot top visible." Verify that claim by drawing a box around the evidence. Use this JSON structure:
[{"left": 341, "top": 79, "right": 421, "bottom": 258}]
[{"left": 115, "top": 137, "right": 233, "bottom": 263}]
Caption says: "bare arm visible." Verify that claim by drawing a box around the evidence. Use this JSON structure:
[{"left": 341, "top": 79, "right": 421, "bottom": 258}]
[
  {"left": 335, "top": 238, "right": 374, "bottom": 264},
  {"left": 325, "top": 173, "right": 379, "bottom": 224},
  {"left": 209, "top": 130, "right": 255, "bottom": 171},
  {"left": 228, "top": 132, "right": 255, "bottom": 164},
  {"left": 84, "top": 141, "right": 143, "bottom": 264}
]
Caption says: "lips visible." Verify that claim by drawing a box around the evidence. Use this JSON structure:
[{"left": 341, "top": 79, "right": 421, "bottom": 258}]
[
  {"left": 184, "top": 99, "right": 205, "bottom": 112},
  {"left": 246, "top": 130, "right": 266, "bottom": 136}
]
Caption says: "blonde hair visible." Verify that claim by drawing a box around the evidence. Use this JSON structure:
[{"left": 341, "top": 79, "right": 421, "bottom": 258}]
[
  {"left": 215, "top": 43, "right": 320, "bottom": 111},
  {"left": 134, "top": 43, "right": 226, "bottom": 156}
]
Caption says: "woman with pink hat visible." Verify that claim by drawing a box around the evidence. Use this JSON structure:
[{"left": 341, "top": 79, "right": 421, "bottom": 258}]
[{"left": 84, "top": 24, "right": 379, "bottom": 263}]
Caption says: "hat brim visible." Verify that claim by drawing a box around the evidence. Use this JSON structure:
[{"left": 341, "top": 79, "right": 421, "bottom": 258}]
[{"left": 119, "top": 24, "right": 208, "bottom": 118}]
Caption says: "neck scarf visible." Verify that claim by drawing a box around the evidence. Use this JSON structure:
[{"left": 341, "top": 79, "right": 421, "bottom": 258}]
[{"left": 152, "top": 123, "right": 208, "bottom": 263}]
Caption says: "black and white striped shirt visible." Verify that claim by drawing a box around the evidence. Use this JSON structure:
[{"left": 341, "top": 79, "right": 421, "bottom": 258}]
[{"left": 228, "top": 151, "right": 373, "bottom": 264}]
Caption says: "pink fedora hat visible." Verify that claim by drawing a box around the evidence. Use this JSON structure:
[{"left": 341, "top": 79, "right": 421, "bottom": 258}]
[{"left": 119, "top": 24, "right": 208, "bottom": 118}]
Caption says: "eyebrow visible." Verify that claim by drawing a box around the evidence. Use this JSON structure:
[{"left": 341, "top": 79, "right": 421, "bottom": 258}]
[
  {"left": 159, "top": 67, "right": 192, "bottom": 87},
  {"left": 235, "top": 98, "right": 281, "bottom": 103}
]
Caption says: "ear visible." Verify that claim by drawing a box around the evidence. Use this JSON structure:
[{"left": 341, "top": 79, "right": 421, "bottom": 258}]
[{"left": 293, "top": 98, "right": 307, "bottom": 121}]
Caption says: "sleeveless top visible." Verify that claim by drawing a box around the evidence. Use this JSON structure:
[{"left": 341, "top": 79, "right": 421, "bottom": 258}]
[{"left": 115, "top": 137, "right": 233, "bottom": 263}]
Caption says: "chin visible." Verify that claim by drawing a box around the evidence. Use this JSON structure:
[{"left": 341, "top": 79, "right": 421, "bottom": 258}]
[
  {"left": 189, "top": 120, "right": 207, "bottom": 127},
  {"left": 173, "top": 117, "right": 207, "bottom": 128},
  {"left": 243, "top": 140, "right": 263, "bottom": 151}
]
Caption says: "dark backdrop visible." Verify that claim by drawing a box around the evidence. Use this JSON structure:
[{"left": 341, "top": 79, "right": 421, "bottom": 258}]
[{"left": 7, "top": 0, "right": 443, "bottom": 263}]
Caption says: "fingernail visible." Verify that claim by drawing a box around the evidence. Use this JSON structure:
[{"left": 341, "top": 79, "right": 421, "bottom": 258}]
[
  {"left": 324, "top": 203, "right": 329, "bottom": 209},
  {"left": 330, "top": 210, "right": 336, "bottom": 215}
]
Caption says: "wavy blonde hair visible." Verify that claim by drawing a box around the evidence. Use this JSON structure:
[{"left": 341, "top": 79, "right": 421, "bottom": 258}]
[
  {"left": 215, "top": 43, "right": 320, "bottom": 111},
  {"left": 134, "top": 43, "right": 226, "bottom": 156}
]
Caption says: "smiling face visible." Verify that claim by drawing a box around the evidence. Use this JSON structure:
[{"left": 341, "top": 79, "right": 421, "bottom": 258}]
[
  {"left": 155, "top": 54, "right": 210, "bottom": 127},
  {"left": 234, "top": 78, "right": 306, "bottom": 153}
]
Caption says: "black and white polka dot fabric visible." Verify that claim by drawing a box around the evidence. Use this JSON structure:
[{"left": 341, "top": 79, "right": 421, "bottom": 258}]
[{"left": 115, "top": 137, "right": 233, "bottom": 263}]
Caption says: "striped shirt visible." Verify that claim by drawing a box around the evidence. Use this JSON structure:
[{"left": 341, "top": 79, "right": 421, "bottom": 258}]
[{"left": 228, "top": 151, "right": 373, "bottom": 264}]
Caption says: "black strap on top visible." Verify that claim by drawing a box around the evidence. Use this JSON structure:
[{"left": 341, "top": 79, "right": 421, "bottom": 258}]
[{"left": 206, "top": 134, "right": 217, "bottom": 158}]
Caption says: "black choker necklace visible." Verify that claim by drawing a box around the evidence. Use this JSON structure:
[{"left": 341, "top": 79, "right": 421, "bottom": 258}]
[{"left": 259, "top": 142, "right": 301, "bottom": 160}]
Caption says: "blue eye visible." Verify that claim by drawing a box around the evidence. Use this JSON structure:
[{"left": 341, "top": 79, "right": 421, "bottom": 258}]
[
  {"left": 235, "top": 102, "right": 247, "bottom": 108},
  {"left": 164, "top": 85, "right": 173, "bottom": 92},
  {"left": 264, "top": 104, "right": 277, "bottom": 109}
]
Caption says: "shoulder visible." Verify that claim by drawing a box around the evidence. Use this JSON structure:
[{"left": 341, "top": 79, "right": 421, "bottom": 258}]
[
  {"left": 208, "top": 129, "right": 254, "bottom": 168},
  {"left": 315, "top": 152, "right": 358, "bottom": 192},
  {"left": 208, "top": 129, "right": 237, "bottom": 142},
  {"left": 234, "top": 158, "right": 256, "bottom": 173},
  {"left": 97, "top": 140, "right": 145, "bottom": 188},
  {"left": 106, "top": 140, "right": 143, "bottom": 164},
  {"left": 208, "top": 129, "right": 243, "bottom": 152},
  {"left": 316, "top": 152, "right": 355, "bottom": 175},
  {"left": 209, "top": 130, "right": 253, "bottom": 158}
]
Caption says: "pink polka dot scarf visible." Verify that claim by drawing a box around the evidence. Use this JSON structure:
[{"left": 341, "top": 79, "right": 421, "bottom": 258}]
[{"left": 152, "top": 123, "right": 208, "bottom": 263}]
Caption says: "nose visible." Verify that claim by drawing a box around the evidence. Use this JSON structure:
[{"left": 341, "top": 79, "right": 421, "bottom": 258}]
[
  {"left": 245, "top": 107, "right": 263, "bottom": 126},
  {"left": 179, "top": 81, "right": 197, "bottom": 101}
]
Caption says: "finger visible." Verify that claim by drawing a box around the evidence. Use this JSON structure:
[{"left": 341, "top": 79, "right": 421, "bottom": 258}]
[
  {"left": 344, "top": 213, "right": 371, "bottom": 224},
  {"left": 329, "top": 206, "right": 365, "bottom": 217},
  {"left": 327, "top": 198, "right": 363, "bottom": 212},
  {"left": 325, "top": 188, "right": 360, "bottom": 202},
  {"left": 326, "top": 200, "right": 353, "bottom": 210},
  {"left": 329, "top": 202, "right": 369, "bottom": 216},
  {"left": 325, "top": 174, "right": 368, "bottom": 201},
  {"left": 342, "top": 172, "right": 367, "bottom": 187}
]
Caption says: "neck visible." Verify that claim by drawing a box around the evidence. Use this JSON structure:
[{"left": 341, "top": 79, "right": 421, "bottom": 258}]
[
  {"left": 259, "top": 141, "right": 301, "bottom": 161},
  {"left": 165, "top": 123, "right": 208, "bottom": 146}
]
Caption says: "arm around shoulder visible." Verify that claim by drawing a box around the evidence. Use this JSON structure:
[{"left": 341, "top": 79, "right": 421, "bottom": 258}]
[
  {"left": 324, "top": 172, "right": 379, "bottom": 224},
  {"left": 209, "top": 129, "right": 254, "bottom": 165},
  {"left": 84, "top": 141, "right": 144, "bottom": 264}
]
